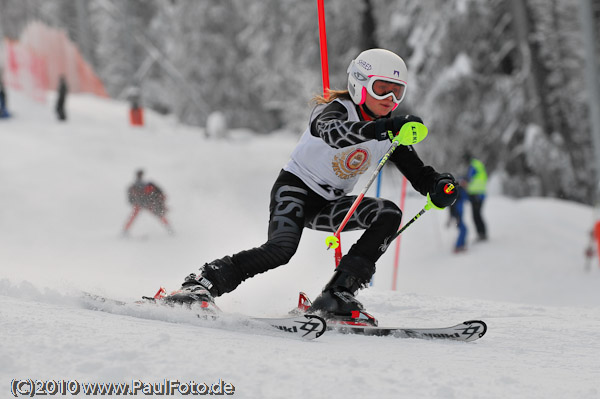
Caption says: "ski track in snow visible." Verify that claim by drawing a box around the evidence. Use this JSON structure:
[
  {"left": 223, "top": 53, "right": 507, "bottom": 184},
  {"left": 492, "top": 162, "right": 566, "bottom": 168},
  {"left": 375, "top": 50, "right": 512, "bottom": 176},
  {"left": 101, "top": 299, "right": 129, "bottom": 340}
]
[{"left": 1, "top": 91, "right": 600, "bottom": 398}]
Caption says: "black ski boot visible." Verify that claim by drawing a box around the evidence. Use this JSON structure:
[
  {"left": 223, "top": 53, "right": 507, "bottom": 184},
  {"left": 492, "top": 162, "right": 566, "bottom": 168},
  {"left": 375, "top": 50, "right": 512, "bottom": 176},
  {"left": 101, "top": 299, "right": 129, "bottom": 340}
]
[
  {"left": 162, "top": 255, "right": 239, "bottom": 312},
  {"left": 308, "top": 255, "right": 378, "bottom": 326},
  {"left": 163, "top": 273, "right": 220, "bottom": 313}
]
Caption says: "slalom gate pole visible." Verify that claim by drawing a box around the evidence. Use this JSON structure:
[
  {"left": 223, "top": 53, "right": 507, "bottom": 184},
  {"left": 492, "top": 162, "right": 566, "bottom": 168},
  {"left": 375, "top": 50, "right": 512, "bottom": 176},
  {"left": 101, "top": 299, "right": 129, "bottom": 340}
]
[
  {"left": 326, "top": 141, "right": 400, "bottom": 266},
  {"left": 391, "top": 177, "right": 408, "bottom": 291},
  {"left": 317, "top": 0, "right": 339, "bottom": 264},
  {"left": 370, "top": 162, "right": 385, "bottom": 285},
  {"left": 376, "top": 168, "right": 383, "bottom": 197},
  {"left": 317, "top": 0, "right": 330, "bottom": 99},
  {"left": 594, "top": 221, "right": 600, "bottom": 269}
]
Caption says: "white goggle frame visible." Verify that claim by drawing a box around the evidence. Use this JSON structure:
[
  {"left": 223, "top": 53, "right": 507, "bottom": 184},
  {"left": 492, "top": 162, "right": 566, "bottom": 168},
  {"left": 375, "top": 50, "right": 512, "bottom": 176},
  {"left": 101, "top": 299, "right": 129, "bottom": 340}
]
[{"left": 366, "top": 76, "right": 407, "bottom": 104}]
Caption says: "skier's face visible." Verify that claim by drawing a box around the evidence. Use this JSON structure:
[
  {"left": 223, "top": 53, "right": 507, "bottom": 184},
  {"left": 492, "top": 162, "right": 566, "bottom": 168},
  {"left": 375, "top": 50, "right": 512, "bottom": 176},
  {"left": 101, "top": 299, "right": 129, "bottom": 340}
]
[{"left": 364, "top": 91, "right": 397, "bottom": 117}]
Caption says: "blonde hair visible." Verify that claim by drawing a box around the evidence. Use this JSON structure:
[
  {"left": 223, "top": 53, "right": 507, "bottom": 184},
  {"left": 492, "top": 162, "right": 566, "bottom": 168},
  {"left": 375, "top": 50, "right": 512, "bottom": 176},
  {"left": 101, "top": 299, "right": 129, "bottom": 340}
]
[{"left": 311, "top": 89, "right": 352, "bottom": 104}]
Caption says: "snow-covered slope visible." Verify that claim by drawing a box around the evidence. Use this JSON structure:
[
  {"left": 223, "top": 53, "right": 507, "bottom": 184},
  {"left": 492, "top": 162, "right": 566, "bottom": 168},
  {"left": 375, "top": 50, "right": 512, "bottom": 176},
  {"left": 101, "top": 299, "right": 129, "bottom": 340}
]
[{"left": 1, "top": 91, "right": 599, "bottom": 398}]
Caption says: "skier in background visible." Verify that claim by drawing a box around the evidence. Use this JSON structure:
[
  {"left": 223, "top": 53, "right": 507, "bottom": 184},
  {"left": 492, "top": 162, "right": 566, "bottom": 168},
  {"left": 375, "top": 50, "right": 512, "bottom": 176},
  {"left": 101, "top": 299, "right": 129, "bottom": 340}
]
[
  {"left": 56, "top": 76, "right": 68, "bottom": 121},
  {"left": 448, "top": 178, "right": 468, "bottom": 253},
  {"left": 123, "top": 169, "right": 173, "bottom": 235},
  {"left": 463, "top": 152, "right": 488, "bottom": 241},
  {"left": 164, "top": 48, "right": 458, "bottom": 324},
  {"left": 584, "top": 228, "right": 595, "bottom": 271}
]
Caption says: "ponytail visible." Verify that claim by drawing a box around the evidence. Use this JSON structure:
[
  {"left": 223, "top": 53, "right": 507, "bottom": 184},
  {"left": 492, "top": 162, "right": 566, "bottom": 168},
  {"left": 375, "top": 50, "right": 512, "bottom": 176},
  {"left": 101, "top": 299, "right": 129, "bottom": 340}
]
[{"left": 311, "top": 89, "right": 352, "bottom": 105}]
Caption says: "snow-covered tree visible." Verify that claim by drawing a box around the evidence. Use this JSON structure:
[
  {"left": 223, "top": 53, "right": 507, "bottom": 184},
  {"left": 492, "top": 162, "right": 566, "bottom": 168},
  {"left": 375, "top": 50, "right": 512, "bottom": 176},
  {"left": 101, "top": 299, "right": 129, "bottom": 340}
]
[{"left": 1, "top": 0, "right": 596, "bottom": 203}]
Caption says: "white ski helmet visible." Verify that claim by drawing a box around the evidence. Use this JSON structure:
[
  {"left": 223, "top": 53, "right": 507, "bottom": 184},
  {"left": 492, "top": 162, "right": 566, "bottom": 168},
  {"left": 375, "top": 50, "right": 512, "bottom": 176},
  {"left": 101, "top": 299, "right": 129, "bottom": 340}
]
[{"left": 347, "top": 48, "right": 408, "bottom": 110}]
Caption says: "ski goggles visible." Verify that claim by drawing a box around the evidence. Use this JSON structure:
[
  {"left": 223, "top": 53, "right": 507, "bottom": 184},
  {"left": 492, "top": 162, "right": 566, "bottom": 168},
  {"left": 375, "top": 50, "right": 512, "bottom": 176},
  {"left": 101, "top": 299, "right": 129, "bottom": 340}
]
[{"left": 366, "top": 76, "right": 407, "bottom": 104}]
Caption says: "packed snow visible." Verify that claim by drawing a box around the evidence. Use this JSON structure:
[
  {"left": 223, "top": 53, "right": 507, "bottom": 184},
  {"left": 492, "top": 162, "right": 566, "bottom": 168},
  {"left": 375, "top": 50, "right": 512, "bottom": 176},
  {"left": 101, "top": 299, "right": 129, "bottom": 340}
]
[{"left": 1, "top": 90, "right": 600, "bottom": 399}]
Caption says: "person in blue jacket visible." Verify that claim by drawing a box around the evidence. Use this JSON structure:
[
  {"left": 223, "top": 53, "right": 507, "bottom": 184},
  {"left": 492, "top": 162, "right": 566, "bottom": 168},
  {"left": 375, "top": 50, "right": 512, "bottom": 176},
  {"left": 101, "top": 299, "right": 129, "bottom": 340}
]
[
  {"left": 0, "top": 78, "right": 11, "bottom": 118},
  {"left": 449, "top": 179, "right": 468, "bottom": 252},
  {"left": 464, "top": 152, "right": 488, "bottom": 241}
]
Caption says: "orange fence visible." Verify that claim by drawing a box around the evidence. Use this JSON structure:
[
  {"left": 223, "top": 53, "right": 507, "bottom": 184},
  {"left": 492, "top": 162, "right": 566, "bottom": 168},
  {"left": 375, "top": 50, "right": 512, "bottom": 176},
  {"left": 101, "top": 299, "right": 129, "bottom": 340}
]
[{"left": 2, "top": 21, "right": 107, "bottom": 102}]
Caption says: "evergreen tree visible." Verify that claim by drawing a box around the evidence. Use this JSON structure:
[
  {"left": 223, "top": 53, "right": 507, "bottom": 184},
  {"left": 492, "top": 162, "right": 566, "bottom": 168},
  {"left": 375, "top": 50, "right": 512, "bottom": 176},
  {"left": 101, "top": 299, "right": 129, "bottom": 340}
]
[{"left": 0, "top": 0, "right": 595, "bottom": 203}]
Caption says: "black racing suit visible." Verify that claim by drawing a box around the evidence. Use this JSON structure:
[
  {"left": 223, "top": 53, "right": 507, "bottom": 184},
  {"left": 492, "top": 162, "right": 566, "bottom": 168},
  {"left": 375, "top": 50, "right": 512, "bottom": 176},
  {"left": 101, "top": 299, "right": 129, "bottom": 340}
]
[{"left": 200, "top": 100, "right": 441, "bottom": 296}]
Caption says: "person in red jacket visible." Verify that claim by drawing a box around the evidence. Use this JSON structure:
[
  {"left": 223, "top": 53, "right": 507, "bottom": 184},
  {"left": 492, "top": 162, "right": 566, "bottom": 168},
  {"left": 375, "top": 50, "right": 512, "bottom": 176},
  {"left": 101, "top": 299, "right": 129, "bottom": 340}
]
[{"left": 123, "top": 169, "right": 173, "bottom": 235}]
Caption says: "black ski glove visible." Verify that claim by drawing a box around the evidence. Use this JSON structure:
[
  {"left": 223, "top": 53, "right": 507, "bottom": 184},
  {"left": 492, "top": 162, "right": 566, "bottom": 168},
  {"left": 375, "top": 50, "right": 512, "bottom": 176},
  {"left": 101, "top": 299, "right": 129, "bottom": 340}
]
[
  {"left": 428, "top": 173, "right": 458, "bottom": 209},
  {"left": 374, "top": 115, "right": 424, "bottom": 141}
]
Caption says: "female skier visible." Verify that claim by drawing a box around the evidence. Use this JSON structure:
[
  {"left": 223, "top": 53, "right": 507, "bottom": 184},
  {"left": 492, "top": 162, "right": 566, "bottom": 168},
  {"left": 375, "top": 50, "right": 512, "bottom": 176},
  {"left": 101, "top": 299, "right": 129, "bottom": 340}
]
[{"left": 168, "top": 49, "right": 458, "bottom": 322}]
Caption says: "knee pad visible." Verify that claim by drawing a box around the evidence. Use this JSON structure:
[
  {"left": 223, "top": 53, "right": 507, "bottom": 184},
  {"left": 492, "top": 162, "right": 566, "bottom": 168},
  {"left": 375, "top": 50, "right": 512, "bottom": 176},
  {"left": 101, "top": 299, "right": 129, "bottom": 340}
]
[{"left": 379, "top": 199, "right": 402, "bottom": 224}]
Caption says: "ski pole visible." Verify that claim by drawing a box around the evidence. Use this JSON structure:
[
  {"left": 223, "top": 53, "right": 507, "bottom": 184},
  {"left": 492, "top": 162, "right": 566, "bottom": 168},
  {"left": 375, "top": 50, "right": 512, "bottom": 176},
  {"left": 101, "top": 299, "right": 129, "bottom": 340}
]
[
  {"left": 326, "top": 140, "right": 399, "bottom": 261},
  {"left": 389, "top": 193, "right": 442, "bottom": 242},
  {"left": 325, "top": 122, "right": 429, "bottom": 265},
  {"left": 391, "top": 205, "right": 428, "bottom": 241}
]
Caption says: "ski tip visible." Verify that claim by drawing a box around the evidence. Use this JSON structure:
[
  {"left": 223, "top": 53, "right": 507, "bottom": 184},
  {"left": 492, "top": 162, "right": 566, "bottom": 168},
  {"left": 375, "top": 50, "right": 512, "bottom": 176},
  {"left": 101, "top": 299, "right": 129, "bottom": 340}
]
[
  {"left": 462, "top": 320, "right": 487, "bottom": 341},
  {"left": 258, "top": 313, "right": 326, "bottom": 340},
  {"left": 303, "top": 314, "right": 327, "bottom": 339}
]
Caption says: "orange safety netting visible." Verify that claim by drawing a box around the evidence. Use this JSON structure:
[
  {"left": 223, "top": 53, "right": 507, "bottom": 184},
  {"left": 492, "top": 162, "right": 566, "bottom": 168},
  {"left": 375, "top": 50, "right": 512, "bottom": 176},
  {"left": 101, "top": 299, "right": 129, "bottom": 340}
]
[{"left": 2, "top": 21, "right": 107, "bottom": 102}]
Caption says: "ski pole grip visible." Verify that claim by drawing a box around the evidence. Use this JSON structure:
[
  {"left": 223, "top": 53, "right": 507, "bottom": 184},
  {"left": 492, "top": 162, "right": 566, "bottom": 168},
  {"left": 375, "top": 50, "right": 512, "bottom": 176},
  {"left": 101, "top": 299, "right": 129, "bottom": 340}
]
[{"left": 393, "top": 122, "right": 428, "bottom": 146}]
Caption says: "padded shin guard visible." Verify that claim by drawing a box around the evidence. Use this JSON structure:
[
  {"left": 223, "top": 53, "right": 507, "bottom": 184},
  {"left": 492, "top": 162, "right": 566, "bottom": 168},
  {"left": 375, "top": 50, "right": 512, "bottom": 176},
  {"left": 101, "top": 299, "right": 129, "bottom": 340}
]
[
  {"left": 320, "top": 255, "right": 375, "bottom": 296},
  {"left": 333, "top": 255, "right": 375, "bottom": 288}
]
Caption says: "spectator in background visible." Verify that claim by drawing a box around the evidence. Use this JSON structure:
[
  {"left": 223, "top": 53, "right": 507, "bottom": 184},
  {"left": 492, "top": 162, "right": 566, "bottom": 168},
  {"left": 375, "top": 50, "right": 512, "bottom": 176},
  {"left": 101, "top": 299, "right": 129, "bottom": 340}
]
[
  {"left": 123, "top": 169, "right": 174, "bottom": 235},
  {"left": 464, "top": 152, "right": 488, "bottom": 241},
  {"left": 127, "top": 86, "right": 144, "bottom": 126},
  {"left": 0, "top": 77, "right": 10, "bottom": 118},
  {"left": 448, "top": 178, "right": 468, "bottom": 253},
  {"left": 56, "top": 76, "right": 68, "bottom": 121}
]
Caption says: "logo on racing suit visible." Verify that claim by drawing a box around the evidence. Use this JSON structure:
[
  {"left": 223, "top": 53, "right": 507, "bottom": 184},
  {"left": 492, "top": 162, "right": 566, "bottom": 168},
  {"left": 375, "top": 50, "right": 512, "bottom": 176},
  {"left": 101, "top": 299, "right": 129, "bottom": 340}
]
[{"left": 332, "top": 148, "right": 371, "bottom": 180}]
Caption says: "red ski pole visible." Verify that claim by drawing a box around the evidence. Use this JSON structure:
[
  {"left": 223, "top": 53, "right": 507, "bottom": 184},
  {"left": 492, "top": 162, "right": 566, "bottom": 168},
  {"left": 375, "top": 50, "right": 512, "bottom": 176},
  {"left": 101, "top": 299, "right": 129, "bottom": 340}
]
[
  {"left": 325, "top": 122, "right": 429, "bottom": 265},
  {"left": 325, "top": 141, "right": 401, "bottom": 266}
]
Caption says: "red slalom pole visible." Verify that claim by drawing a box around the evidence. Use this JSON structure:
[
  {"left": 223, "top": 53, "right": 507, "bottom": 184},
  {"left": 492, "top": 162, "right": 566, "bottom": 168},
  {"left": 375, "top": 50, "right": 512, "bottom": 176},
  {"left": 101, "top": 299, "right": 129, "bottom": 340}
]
[
  {"left": 317, "top": 0, "right": 339, "bottom": 263},
  {"left": 392, "top": 177, "right": 408, "bottom": 290},
  {"left": 317, "top": 0, "right": 330, "bottom": 99}
]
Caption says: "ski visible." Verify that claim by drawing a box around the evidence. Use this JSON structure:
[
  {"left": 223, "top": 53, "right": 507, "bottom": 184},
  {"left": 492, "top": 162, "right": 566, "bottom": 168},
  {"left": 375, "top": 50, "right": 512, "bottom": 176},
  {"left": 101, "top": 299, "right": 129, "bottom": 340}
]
[
  {"left": 81, "top": 291, "right": 326, "bottom": 340},
  {"left": 327, "top": 320, "right": 487, "bottom": 342},
  {"left": 251, "top": 315, "right": 326, "bottom": 339},
  {"left": 295, "top": 292, "right": 487, "bottom": 342}
]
